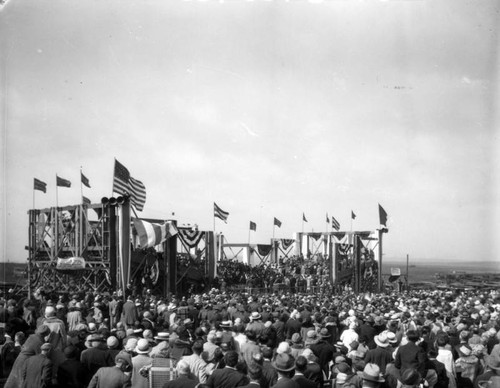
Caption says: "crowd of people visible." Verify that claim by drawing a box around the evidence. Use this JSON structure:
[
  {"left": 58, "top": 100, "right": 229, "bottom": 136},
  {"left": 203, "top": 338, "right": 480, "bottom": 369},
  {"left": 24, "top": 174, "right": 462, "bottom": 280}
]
[{"left": 0, "top": 279, "right": 499, "bottom": 388}]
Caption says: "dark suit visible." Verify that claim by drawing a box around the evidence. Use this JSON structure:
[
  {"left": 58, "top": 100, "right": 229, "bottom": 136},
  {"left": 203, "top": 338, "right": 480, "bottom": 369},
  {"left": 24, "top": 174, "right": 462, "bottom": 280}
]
[
  {"left": 57, "top": 358, "right": 86, "bottom": 388},
  {"left": 271, "top": 377, "right": 301, "bottom": 388},
  {"left": 81, "top": 346, "right": 113, "bottom": 384},
  {"left": 394, "top": 341, "right": 427, "bottom": 378},
  {"left": 162, "top": 375, "right": 198, "bottom": 388},
  {"left": 292, "top": 373, "right": 318, "bottom": 388},
  {"left": 309, "top": 340, "right": 335, "bottom": 375},
  {"left": 205, "top": 366, "right": 249, "bottom": 388},
  {"left": 364, "top": 346, "right": 393, "bottom": 373},
  {"left": 87, "top": 366, "right": 131, "bottom": 388}
]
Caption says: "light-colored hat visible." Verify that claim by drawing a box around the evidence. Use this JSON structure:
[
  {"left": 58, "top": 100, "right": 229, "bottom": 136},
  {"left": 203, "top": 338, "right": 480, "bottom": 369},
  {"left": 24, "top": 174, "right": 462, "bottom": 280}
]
[
  {"left": 135, "top": 338, "right": 151, "bottom": 354},
  {"left": 155, "top": 332, "right": 170, "bottom": 341},
  {"left": 360, "top": 363, "right": 385, "bottom": 382},
  {"left": 107, "top": 336, "right": 119, "bottom": 348},
  {"left": 374, "top": 332, "right": 390, "bottom": 348},
  {"left": 250, "top": 312, "right": 262, "bottom": 320}
]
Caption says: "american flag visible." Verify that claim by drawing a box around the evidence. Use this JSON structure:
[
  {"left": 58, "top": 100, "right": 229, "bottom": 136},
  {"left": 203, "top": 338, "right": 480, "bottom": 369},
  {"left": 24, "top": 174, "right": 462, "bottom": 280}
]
[
  {"left": 332, "top": 216, "right": 341, "bottom": 231},
  {"left": 113, "top": 159, "right": 147, "bottom": 211},
  {"left": 214, "top": 202, "right": 229, "bottom": 223}
]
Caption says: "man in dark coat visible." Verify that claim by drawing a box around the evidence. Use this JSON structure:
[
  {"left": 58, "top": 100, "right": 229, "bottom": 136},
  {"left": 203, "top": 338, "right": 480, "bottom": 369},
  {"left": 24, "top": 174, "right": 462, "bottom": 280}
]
[
  {"left": 87, "top": 353, "right": 131, "bottom": 388},
  {"left": 162, "top": 360, "right": 198, "bottom": 388},
  {"left": 80, "top": 334, "right": 113, "bottom": 385},
  {"left": 205, "top": 350, "right": 249, "bottom": 388},
  {"left": 271, "top": 353, "right": 300, "bottom": 388},
  {"left": 394, "top": 330, "right": 427, "bottom": 379},
  {"left": 364, "top": 332, "right": 394, "bottom": 374},
  {"left": 21, "top": 342, "right": 53, "bottom": 388},
  {"left": 121, "top": 295, "right": 138, "bottom": 329},
  {"left": 292, "top": 356, "right": 318, "bottom": 388},
  {"left": 309, "top": 328, "right": 335, "bottom": 376},
  {"left": 57, "top": 345, "right": 86, "bottom": 388}
]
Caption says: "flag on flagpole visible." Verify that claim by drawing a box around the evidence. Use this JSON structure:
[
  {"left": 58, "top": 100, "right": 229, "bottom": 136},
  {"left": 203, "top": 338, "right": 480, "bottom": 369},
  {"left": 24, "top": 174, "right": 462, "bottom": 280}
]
[
  {"left": 112, "top": 159, "right": 147, "bottom": 211},
  {"left": 81, "top": 172, "right": 91, "bottom": 188},
  {"left": 56, "top": 175, "right": 71, "bottom": 188},
  {"left": 332, "top": 216, "right": 341, "bottom": 231},
  {"left": 351, "top": 211, "right": 356, "bottom": 220},
  {"left": 34, "top": 178, "right": 47, "bottom": 193},
  {"left": 214, "top": 202, "right": 229, "bottom": 223},
  {"left": 273, "top": 217, "right": 282, "bottom": 228},
  {"left": 326, "top": 213, "right": 330, "bottom": 223},
  {"left": 249, "top": 221, "right": 257, "bottom": 231},
  {"left": 302, "top": 213, "right": 308, "bottom": 222},
  {"left": 379, "top": 204, "right": 388, "bottom": 227},
  {"left": 82, "top": 196, "right": 91, "bottom": 205}
]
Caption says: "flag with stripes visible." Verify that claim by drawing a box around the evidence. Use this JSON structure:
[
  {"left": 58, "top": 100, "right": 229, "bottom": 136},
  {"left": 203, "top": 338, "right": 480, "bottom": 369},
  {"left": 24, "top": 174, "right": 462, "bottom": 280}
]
[
  {"left": 274, "top": 217, "right": 282, "bottom": 228},
  {"left": 82, "top": 196, "right": 91, "bottom": 206},
  {"left": 351, "top": 210, "right": 356, "bottom": 220},
  {"left": 56, "top": 175, "right": 71, "bottom": 188},
  {"left": 250, "top": 221, "right": 257, "bottom": 231},
  {"left": 133, "top": 218, "right": 178, "bottom": 248},
  {"left": 113, "top": 159, "right": 147, "bottom": 211},
  {"left": 302, "top": 213, "right": 308, "bottom": 222},
  {"left": 81, "top": 172, "right": 91, "bottom": 188},
  {"left": 379, "top": 204, "right": 388, "bottom": 227},
  {"left": 214, "top": 202, "right": 229, "bottom": 223},
  {"left": 34, "top": 178, "right": 47, "bottom": 193},
  {"left": 326, "top": 213, "right": 330, "bottom": 223},
  {"left": 331, "top": 216, "right": 341, "bottom": 231}
]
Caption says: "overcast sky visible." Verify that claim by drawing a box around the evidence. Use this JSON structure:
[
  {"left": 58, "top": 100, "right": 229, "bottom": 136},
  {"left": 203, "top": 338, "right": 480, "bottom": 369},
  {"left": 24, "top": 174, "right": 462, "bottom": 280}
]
[{"left": 1, "top": 0, "right": 499, "bottom": 268}]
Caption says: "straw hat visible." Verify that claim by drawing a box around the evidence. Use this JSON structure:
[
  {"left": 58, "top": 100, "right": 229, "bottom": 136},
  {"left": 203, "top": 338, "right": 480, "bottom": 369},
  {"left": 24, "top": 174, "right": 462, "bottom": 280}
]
[{"left": 374, "top": 332, "right": 390, "bottom": 348}]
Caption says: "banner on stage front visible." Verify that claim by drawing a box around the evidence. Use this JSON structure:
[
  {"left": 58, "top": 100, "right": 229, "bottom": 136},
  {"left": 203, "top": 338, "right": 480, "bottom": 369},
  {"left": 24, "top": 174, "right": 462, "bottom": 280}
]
[{"left": 56, "top": 257, "right": 86, "bottom": 270}]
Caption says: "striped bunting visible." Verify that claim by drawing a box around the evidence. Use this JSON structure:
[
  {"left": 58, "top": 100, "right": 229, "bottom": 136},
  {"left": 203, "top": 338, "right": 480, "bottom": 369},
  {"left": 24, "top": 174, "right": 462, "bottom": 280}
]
[
  {"left": 132, "top": 218, "right": 177, "bottom": 248},
  {"left": 280, "top": 239, "right": 294, "bottom": 250},
  {"left": 177, "top": 228, "right": 204, "bottom": 249}
]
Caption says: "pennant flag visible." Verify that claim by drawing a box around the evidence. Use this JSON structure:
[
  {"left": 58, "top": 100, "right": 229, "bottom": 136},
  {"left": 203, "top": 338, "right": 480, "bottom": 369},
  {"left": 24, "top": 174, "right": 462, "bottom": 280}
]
[
  {"left": 326, "top": 213, "right": 330, "bottom": 223},
  {"left": 303, "top": 213, "right": 308, "bottom": 222},
  {"left": 351, "top": 211, "right": 356, "bottom": 220},
  {"left": 379, "top": 204, "right": 388, "bottom": 227},
  {"left": 113, "top": 159, "right": 147, "bottom": 211},
  {"left": 274, "top": 217, "right": 282, "bottom": 228},
  {"left": 56, "top": 175, "right": 71, "bottom": 188},
  {"left": 133, "top": 218, "right": 178, "bottom": 248},
  {"left": 331, "top": 216, "right": 341, "bottom": 231},
  {"left": 250, "top": 221, "right": 257, "bottom": 231},
  {"left": 214, "top": 202, "right": 229, "bottom": 223},
  {"left": 81, "top": 172, "right": 91, "bottom": 188},
  {"left": 34, "top": 178, "right": 47, "bottom": 193},
  {"left": 82, "top": 196, "right": 91, "bottom": 206}
]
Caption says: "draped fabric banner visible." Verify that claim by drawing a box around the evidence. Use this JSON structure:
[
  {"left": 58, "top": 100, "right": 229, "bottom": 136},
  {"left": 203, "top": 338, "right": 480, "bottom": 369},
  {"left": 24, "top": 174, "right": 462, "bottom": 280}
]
[
  {"left": 177, "top": 228, "right": 204, "bottom": 249},
  {"left": 118, "top": 202, "right": 131, "bottom": 292},
  {"left": 280, "top": 239, "right": 294, "bottom": 250},
  {"left": 309, "top": 233, "right": 322, "bottom": 241},
  {"left": 257, "top": 244, "right": 272, "bottom": 257}
]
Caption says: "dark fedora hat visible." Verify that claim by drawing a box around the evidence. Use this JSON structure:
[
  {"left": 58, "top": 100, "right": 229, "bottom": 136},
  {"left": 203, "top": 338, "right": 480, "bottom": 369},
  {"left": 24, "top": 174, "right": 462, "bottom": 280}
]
[{"left": 273, "top": 353, "right": 296, "bottom": 372}]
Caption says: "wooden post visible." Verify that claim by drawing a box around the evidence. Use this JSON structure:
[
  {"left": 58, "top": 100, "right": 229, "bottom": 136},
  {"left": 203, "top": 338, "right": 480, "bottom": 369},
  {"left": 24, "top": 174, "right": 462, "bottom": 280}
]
[{"left": 378, "top": 229, "right": 383, "bottom": 293}]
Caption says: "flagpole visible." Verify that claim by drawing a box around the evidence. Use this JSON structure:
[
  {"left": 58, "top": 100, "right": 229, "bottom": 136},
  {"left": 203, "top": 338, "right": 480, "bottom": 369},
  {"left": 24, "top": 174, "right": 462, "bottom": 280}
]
[
  {"left": 33, "top": 187, "right": 35, "bottom": 211},
  {"left": 80, "top": 166, "right": 83, "bottom": 204},
  {"left": 248, "top": 227, "right": 251, "bottom": 246},
  {"left": 56, "top": 174, "right": 59, "bottom": 210}
]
